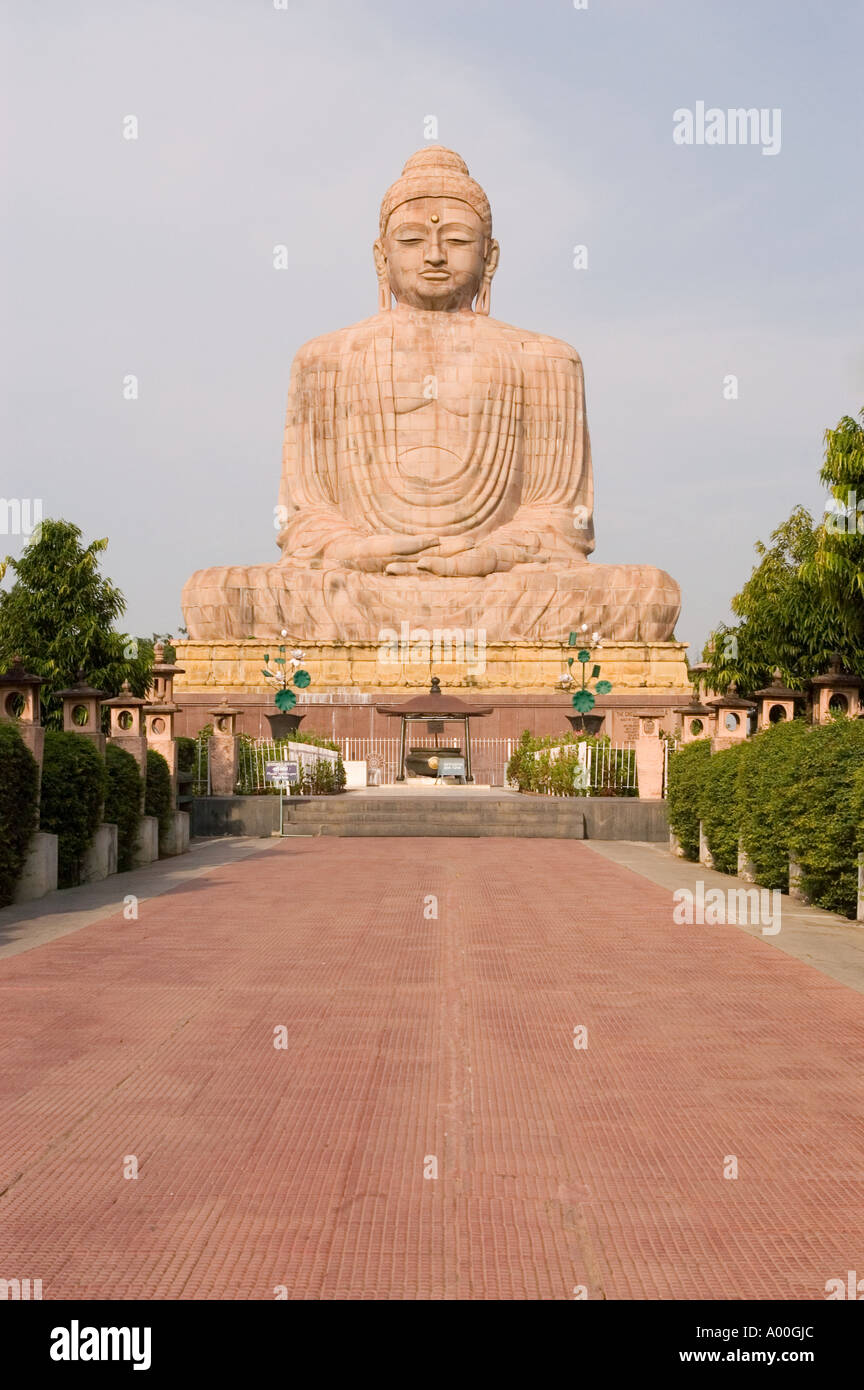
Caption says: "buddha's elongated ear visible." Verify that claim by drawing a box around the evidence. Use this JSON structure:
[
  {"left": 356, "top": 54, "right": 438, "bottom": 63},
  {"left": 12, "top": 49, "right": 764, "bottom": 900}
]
[
  {"left": 475, "top": 238, "right": 499, "bottom": 315},
  {"left": 373, "top": 240, "right": 391, "bottom": 312}
]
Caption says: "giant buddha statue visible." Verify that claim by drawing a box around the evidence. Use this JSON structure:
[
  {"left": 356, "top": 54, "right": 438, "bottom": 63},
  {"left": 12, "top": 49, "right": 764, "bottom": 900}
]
[{"left": 182, "top": 147, "right": 680, "bottom": 644}]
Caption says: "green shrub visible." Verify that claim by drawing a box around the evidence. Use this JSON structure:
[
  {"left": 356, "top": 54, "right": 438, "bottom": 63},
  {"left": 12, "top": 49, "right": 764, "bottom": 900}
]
[
  {"left": 175, "top": 736, "right": 197, "bottom": 775},
  {"left": 666, "top": 739, "right": 712, "bottom": 860},
  {"left": 699, "top": 742, "right": 746, "bottom": 874},
  {"left": 785, "top": 718, "right": 864, "bottom": 916},
  {"left": 145, "top": 748, "right": 173, "bottom": 838},
  {"left": 296, "top": 754, "right": 346, "bottom": 796},
  {"left": 505, "top": 730, "right": 635, "bottom": 796},
  {"left": 104, "top": 744, "right": 143, "bottom": 872},
  {"left": 0, "top": 721, "right": 40, "bottom": 907},
  {"left": 40, "top": 729, "right": 107, "bottom": 887},
  {"left": 506, "top": 730, "right": 536, "bottom": 790},
  {"left": 737, "top": 719, "right": 809, "bottom": 890}
]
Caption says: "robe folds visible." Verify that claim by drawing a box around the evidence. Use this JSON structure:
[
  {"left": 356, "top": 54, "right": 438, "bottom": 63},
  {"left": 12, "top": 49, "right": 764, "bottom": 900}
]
[{"left": 182, "top": 308, "right": 681, "bottom": 644}]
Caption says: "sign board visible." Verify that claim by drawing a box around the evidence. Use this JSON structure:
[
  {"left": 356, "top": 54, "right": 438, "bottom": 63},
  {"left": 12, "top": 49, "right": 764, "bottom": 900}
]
[
  {"left": 265, "top": 760, "right": 299, "bottom": 786},
  {"left": 437, "top": 756, "right": 466, "bottom": 779}
]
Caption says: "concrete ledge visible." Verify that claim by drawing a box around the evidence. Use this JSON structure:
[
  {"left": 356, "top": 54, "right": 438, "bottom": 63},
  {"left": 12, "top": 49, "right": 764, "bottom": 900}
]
[
  {"left": 132, "top": 815, "right": 160, "bottom": 867},
  {"left": 582, "top": 799, "right": 667, "bottom": 842},
  {"left": 12, "top": 832, "right": 59, "bottom": 903},
  {"left": 81, "top": 824, "right": 118, "bottom": 884},
  {"left": 190, "top": 794, "right": 667, "bottom": 841},
  {"left": 192, "top": 796, "right": 281, "bottom": 838},
  {"left": 159, "top": 810, "right": 190, "bottom": 858}
]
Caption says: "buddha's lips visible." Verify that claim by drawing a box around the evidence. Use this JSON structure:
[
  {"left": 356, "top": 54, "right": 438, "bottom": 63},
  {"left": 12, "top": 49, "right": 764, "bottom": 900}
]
[{"left": 420, "top": 271, "right": 450, "bottom": 280}]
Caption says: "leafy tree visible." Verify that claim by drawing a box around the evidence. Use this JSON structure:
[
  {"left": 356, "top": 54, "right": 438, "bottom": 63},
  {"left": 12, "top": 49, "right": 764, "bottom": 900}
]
[
  {"left": 703, "top": 409, "right": 864, "bottom": 694},
  {"left": 800, "top": 407, "right": 864, "bottom": 633},
  {"left": 0, "top": 519, "right": 153, "bottom": 727},
  {"left": 702, "top": 507, "right": 856, "bottom": 694}
]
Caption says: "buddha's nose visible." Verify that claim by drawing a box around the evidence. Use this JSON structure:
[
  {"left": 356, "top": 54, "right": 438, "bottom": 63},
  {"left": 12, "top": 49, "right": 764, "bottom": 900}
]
[{"left": 424, "top": 241, "right": 446, "bottom": 265}]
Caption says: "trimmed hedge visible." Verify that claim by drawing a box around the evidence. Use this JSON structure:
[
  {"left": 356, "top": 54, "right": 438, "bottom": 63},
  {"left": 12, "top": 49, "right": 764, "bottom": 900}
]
[
  {"left": 0, "top": 721, "right": 40, "bottom": 906},
  {"left": 737, "top": 719, "right": 809, "bottom": 890},
  {"left": 104, "top": 744, "right": 143, "bottom": 872},
  {"left": 699, "top": 742, "right": 746, "bottom": 874},
  {"left": 40, "top": 729, "right": 107, "bottom": 887},
  {"left": 666, "top": 739, "right": 711, "bottom": 860},
  {"left": 670, "top": 717, "right": 864, "bottom": 918},
  {"left": 145, "top": 749, "right": 173, "bottom": 839},
  {"left": 785, "top": 718, "right": 864, "bottom": 916}
]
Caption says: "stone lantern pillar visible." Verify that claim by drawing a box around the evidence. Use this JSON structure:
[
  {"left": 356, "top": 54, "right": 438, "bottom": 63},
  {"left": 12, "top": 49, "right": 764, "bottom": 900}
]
[
  {"left": 632, "top": 710, "right": 665, "bottom": 801},
  {"left": 673, "top": 697, "right": 716, "bottom": 744},
  {"left": 102, "top": 682, "right": 148, "bottom": 782},
  {"left": 102, "top": 682, "right": 160, "bottom": 866},
  {"left": 0, "top": 657, "right": 46, "bottom": 780},
  {"left": 751, "top": 670, "right": 806, "bottom": 729},
  {"left": 55, "top": 672, "right": 106, "bottom": 753},
  {"left": 143, "top": 642, "right": 190, "bottom": 858},
  {"left": 148, "top": 640, "right": 185, "bottom": 704},
  {"left": 143, "top": 699, "right": 180, "bottom": 796},
  {"left": 207, "top": 698, "right": 242, "bottom": 796},
  {"left": 706, "top": 683, "right": 756, "bottom": 750},
  {"left": 809, "top": 654, "right": 863, "bottom": 723}
]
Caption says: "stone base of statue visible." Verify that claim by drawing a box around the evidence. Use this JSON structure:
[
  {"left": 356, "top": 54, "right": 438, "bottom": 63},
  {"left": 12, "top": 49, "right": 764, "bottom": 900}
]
[
  {"left": 182, "top": 558, "right": 680, "bottom": 647},
  {"left": 173, "top": 637, "right": 689, "bottom": 694}
]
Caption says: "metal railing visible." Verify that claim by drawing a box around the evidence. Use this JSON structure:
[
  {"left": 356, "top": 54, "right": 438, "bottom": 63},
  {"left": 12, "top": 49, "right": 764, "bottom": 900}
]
[
  {"left": 338, "top": 735, "right": 515, "bottom": 785},
  {"left": 530, "top": 741, "right": 638, "bottom": 796},
  {"left": 236, "top": 738, "right": 339, "bottom": 794}
]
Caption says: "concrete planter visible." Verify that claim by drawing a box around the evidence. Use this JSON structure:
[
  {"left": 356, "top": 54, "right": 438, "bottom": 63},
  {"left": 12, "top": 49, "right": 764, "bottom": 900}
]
[
  {"left": 159, "top": 810, "right": 190, "bottom": 858},
  {"left": 81, "top": 823, "right": 118, "bottom": 884},
  {"left": 132, "top": 815, "right": 160, "bottom": 867},
  {"left": 12, "top": 831, "right": 59, "bottom": 903}
]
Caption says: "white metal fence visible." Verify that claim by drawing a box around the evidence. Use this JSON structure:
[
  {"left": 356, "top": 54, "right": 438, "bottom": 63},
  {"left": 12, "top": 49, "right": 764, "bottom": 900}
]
[
  {"left": 237, "top": 738, "right": 339, "bottom": 793},
  {"left": 531, "top": 741, "right": 638, "bottom": 796},
  {"left": 338, "top": 735, "right": 516, "bottom": 786},
  {"left": 199, "top": 734, "right": 650, "bottom": 795}
]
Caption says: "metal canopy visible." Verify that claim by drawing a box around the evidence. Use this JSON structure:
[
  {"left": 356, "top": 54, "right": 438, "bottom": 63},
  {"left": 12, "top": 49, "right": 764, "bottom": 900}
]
[{"left": 375, "top": 678, "right": 494, "bottom": 783}]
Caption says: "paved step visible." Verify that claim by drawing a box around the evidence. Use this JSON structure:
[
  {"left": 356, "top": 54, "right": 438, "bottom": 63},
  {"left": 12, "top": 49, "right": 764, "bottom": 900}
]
[
  {"left": 190, "top": 794, "right": 666, "bottom": 841},
  {"left": 280, "top": 799, "right": 588, "bottom": 837},
  {"left": 281, "top": 821, "right": 586, "bottom": 838}
]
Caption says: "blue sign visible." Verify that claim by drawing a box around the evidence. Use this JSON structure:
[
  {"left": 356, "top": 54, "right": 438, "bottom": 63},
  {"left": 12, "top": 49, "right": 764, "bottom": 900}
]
[{"left": 265, "top": 760, "right": 299, "bottom": 786}]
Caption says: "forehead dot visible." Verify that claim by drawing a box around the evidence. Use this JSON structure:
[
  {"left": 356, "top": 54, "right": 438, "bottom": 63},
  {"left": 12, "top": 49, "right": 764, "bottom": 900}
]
[{"left": 430, "top": 213, "right": 439, "bottom": 223}]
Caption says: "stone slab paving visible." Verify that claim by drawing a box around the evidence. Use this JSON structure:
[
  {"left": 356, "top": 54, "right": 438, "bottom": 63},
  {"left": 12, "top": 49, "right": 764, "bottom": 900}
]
[{"left": 1, "top": 837, "right": 863, "bottom": 1300}]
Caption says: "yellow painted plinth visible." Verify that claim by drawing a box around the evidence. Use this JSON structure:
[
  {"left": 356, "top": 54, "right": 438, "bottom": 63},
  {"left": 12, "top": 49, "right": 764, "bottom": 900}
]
[{"left": 174, "top": 639, "right": 690, "bottom": 694}]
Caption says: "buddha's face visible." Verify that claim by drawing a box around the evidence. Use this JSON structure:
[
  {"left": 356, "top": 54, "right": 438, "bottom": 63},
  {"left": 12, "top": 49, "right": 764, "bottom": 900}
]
[{"left": 376, "top": 197, "right": 498, "bottom": 311}]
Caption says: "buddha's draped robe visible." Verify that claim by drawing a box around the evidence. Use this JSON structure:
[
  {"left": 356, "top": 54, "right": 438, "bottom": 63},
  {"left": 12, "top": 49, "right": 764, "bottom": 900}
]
[{"left": 182, "top": 307, "right": 680, "bottom": 643}]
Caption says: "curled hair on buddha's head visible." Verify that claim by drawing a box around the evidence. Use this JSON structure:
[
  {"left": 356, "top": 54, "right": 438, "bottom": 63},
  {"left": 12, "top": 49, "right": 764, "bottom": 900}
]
[
  {"left": 376, "top": 146, "right": 496, "bottom": 314},
  {"left": 379, "top": 147, "right": 493, "bottom": 240}
]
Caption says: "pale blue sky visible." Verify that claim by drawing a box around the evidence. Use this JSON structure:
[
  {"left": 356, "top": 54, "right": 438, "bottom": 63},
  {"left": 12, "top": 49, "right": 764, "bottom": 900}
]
[{"left": 4, "top": 0, "right": 863, "bottom": 658}]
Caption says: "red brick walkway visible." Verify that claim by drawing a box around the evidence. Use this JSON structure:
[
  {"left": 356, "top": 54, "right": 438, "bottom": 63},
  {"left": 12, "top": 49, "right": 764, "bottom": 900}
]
[{"left": 1, "top": 839, "right": 863, "bottom": 1300}]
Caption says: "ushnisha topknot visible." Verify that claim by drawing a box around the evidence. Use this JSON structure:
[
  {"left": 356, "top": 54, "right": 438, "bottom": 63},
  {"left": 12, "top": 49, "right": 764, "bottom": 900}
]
[{"left": 379, "top": 146, "right": 493, "bottom": 239}]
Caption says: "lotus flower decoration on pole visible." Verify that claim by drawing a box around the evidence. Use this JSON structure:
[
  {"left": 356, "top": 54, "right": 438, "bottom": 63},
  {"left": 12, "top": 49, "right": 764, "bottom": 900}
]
[
  {"left": 561, "top": 623, "right": 613, "bottom": 730},
  {"left": 261, "top": 629, "right": 312, "bottom": 712}
]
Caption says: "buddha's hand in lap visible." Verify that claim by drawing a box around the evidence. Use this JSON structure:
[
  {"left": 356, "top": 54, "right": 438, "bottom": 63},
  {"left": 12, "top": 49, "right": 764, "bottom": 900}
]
[
  {"left": 415, "top": 534, "right": 547, "bottom": 577},
  {"left": 328, "top": 533, "right": 441, "bottom": 573}
]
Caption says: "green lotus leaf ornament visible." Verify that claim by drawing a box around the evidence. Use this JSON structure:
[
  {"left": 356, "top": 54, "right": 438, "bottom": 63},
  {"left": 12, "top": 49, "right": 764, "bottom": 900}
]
[{"left": 572, "top": 689, "right": 596, "bottom": 713}]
